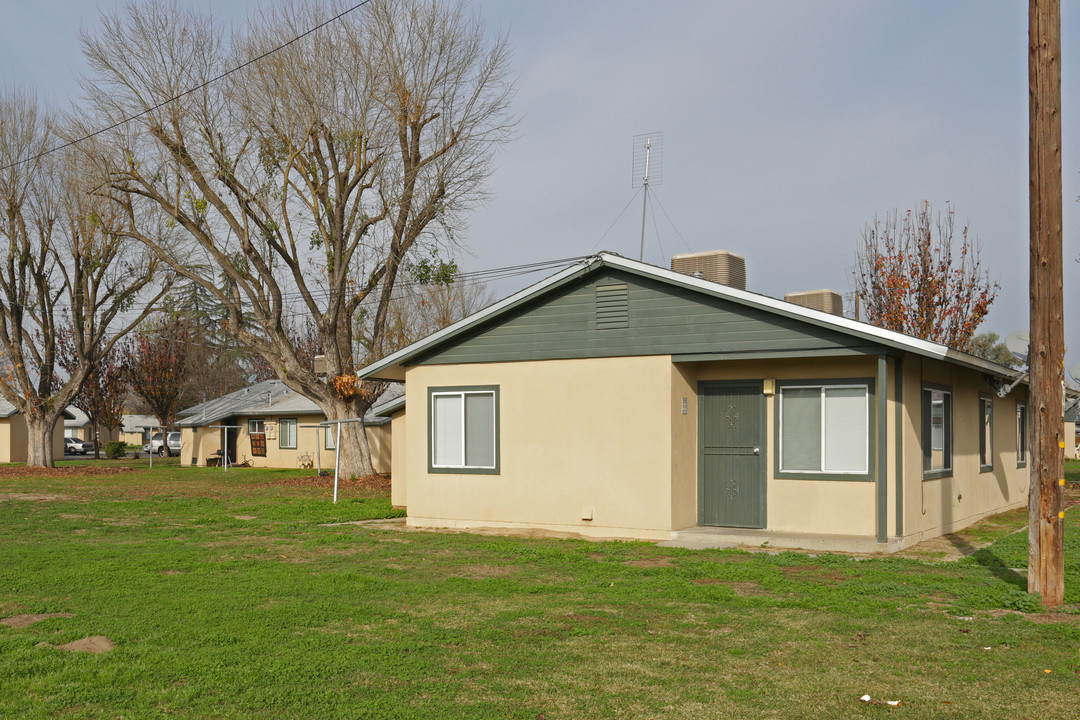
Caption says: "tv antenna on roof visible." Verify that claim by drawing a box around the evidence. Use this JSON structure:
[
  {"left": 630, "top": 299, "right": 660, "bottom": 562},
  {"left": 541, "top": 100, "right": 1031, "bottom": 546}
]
[{"left": 632, "top": 132, "right": 663, "bottom": 261}]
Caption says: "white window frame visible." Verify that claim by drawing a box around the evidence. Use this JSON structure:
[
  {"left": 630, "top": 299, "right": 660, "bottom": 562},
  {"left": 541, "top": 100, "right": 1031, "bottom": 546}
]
[
  {"left": 248, "top": 419, "right": 265, "bottom": 434},
  {"left": 778, "top": 383, "right": 870, "bottom": 475},
  {"left": 429, "top": 387, "right": 498, "bottom": 472}
]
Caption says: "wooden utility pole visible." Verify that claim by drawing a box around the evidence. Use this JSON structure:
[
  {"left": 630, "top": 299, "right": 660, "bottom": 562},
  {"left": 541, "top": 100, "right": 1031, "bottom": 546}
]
[{"left": 1028, "top": 0, "right": 1065, "bottom": 608}]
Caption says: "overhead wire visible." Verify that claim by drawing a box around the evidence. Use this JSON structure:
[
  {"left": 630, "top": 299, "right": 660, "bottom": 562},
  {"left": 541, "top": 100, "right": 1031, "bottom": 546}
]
[
  {"left": 0, "top": 0, "right": 374, "bottom": 173},
  {"left": 108, "top": 254, "right": 592, "bottom": 351}
]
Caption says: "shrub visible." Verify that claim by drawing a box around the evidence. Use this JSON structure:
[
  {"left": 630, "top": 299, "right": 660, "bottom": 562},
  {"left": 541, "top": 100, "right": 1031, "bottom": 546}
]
[{"left": 104, "top": 441, "right": 127, "bottom": 459}]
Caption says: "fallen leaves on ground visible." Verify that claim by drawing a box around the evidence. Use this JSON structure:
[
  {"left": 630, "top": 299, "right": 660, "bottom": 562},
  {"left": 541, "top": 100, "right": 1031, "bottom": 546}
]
[{"left": 0, "top": 465, "right": 135, "bottom": 478}]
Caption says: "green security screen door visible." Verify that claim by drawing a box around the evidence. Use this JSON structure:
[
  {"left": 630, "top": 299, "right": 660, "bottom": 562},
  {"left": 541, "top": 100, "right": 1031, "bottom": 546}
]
[{"left": 699, "top": 381, "right": 766, "bottom": 528}]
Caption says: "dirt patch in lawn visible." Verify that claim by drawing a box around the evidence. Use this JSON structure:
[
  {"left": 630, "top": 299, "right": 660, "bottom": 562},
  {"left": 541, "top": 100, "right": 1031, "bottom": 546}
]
[
  {"left": 249, "top": 474, "right": 391, "bottom": 492},
  {"left": 449, "top": 564, "right": 514, "bottom": 579},
  {"left": 0, "top": 493, "right": 69, "bottom": 502},
  {"left": 624, "top": 557, "right": 675, "bottom": 568},
  {"left": 981, "top": 608, "right": 1080, "bottom": 625},
  {"left": 49, "top": 636, "right": 114, "bottom": 654},
  {"left": 727, "top": 581, "right": 771, "bottom": 597},
  {"left": 1, "top": 612, "right": 73, "bottom": 628},
  {"left": 780, "top": 565, "right": 850, "bottom": 584}
]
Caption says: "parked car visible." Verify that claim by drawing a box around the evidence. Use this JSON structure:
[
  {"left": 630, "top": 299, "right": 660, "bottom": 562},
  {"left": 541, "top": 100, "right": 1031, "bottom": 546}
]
[
  {"left": 144, "top": 431, "right": 182, "bottom": 457},
  {"left": 64, "top": 437, "right": 93, "bottom": 455}
]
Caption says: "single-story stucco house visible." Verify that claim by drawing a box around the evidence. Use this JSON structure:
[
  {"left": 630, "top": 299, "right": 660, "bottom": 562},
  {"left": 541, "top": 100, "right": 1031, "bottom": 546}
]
[
  {"left": 119, "top": 414, "right": 159, "bottom": 447},
  {"left": 64, "top": 407, "right": 121, "bottom": 446},
  {"left": 176, "top": 379, "right": 395, "bottom": 473},
  {"left": 0, "top": 400, "right": 73, "bottom": 463},
  {"left": 357, "top": 251, "right": 1032, "bottom": 553}
]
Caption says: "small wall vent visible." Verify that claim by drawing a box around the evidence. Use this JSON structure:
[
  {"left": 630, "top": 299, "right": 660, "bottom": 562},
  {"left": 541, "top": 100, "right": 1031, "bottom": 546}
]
[{"left": 595, "top": 284, "right": 629, "bottom": 329}]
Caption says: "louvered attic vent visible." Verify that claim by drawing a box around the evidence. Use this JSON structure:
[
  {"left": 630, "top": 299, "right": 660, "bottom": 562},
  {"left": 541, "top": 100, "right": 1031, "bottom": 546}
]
[{"left": 595, "top": 283, "right": 629, "bottom": 329}]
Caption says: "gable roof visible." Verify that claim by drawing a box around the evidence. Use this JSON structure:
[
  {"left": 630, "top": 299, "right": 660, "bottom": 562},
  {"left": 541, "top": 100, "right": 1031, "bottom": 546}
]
[
  {"left": 121, "top": 414, "right": 160, "bottom": 432},
  {"left": 0, "top": 399, "right": 76, "bottom": 421},
  {"left": 64, "top": 407, "right": 91, "bottom": 428},
  {"left": 357, "top": 252, "right": 1020, "bottom": 382},
  {"left": 177, "top": 379, "right": 399, "bottom": 428}
]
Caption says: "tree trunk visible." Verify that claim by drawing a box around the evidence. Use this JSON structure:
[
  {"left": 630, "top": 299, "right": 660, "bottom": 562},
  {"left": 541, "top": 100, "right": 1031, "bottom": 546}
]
[
  {"left": 324, "top": 398, "right": 376, "bottom": 478},
  {"left": 25, "top": 413, "right": 58, "bottom": 468}
]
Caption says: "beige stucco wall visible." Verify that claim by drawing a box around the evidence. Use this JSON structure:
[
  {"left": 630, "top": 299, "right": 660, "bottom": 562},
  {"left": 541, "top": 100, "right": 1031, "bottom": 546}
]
[
  {"left": 0, "top": 418, "right": 15, "bottom": 463},
  {"left": 391, "top": 410, "right": 407, "bottom": 507},
  {"left": 403, "top": 355, "right": 675, "bottom": 539},
  {"left": 181, "top": 415, "right": 391, "bottom": 473},
  {"left": 902, "top": 357, "right": 1028, "bottom": 543},
  {"left": 678, "top": 356, "right": 882, "bottom": 537},
  {"left": 400, "top": 351, "right": 1028, "bottom": 546},
  {"left": 68, "top": 425, "right": 121, "bottom": 445},
  {"left": 0, "top": 414, "right": 64, "bottom": 463}
]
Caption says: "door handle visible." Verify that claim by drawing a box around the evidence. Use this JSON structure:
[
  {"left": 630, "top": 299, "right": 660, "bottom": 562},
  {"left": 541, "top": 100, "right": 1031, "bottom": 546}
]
[{"left": 753, "top": 447, "right": 760, "bottom": 455}]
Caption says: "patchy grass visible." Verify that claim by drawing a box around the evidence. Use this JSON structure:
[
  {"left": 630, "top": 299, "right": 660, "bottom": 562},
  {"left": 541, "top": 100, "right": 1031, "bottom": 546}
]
[{"left": 1, "top": 464, "right": 1078, "bottom": 719}]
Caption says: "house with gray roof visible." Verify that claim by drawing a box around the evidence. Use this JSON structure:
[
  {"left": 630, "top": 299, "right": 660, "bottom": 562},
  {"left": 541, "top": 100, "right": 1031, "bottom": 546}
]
[
  {"left": 64, "top": 407, "right": 121, "bottom": 448},
  {"left": 358, "top": 251, "right": 1031, "bottom": 553},
  {"left": 176, "top": 379, "right": 399, "bottom": 472},
  {"left": 0, "top": 399, "right": 75, "bottom": 463}
]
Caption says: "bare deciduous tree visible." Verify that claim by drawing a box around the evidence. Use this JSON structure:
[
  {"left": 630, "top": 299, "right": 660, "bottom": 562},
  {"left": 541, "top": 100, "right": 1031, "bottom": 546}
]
[
  {"left": 58, "top": 332, "right": 129, "bottom": 459},
  {"left": 0, "top": 90, "right": 166, "bottom": 466},
  {"left": 854, "top": 201, "right": 998, "bottom": 351},
  {"left": 79, "top": 0, "right": 516, "bottom": 476},
  {"left": 378, "top": 277, "right": 496, "bottom": 351}
]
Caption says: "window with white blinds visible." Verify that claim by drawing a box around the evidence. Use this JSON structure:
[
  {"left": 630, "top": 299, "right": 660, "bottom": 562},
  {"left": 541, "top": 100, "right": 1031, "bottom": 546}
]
[
  {"left": 780, "top": 384, "right": 869, "bottom": 474},
  {"left": 430, "top": 387, "right": 498, "bottom": 472}
]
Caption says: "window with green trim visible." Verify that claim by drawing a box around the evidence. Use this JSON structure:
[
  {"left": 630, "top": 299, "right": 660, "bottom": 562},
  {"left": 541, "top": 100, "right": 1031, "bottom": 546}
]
[
  {"left": 779, "top": 384, "right": 869, "bottom": 474},
  {"left": 429, "top": 387, "right": 498, "bottom": 473},
  {"left": 979, "top": 396, "right": 993, "bottom": 472},
  {"left": 1016, "top": 403, "right": 1027, "bottom": 467},
  {"left": 922, "top": 387, "right": 952, "bottom": 476},
  {"left": 279, "top": 418, "right": 297, "bottom": 450}
]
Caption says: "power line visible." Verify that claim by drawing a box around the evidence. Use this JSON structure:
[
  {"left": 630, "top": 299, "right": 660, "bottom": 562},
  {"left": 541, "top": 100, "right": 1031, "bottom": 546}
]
[
  {"left": 0, "top": 0, "right": 373, "bottom": 173},
  {"left": 181, "top": 255, "right": 589, "bottom": 307},
  {"left": 109, "top": 254, "right": 590, "bottom": 349}
]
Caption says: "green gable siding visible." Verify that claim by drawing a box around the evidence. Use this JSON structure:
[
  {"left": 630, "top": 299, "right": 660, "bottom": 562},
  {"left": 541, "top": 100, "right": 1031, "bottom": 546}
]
[{"left": 413, "top": 269, "right": 878, "bottom": 366}]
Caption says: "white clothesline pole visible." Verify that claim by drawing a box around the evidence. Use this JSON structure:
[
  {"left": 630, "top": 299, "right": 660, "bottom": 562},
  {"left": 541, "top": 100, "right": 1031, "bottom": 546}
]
[{"left": 333, "top": 422, "right": 342, "bottom": 504}]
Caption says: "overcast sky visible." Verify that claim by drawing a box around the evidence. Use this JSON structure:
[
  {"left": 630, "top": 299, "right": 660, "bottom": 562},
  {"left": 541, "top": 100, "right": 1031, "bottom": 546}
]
[{"left": 2, "top": 1, "right": 1078, "bottom": 369}]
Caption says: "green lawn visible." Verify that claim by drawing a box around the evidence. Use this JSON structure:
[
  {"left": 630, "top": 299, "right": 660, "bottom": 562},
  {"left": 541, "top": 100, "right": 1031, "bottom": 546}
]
[{"left": 1, "top": 459, "right": 1078, "bottom": 719}]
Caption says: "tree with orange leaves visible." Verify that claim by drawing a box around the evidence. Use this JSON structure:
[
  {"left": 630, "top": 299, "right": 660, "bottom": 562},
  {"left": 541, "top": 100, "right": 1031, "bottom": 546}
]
[{"left": 854, "top": 201, "right": 998, "bottom": 351}]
